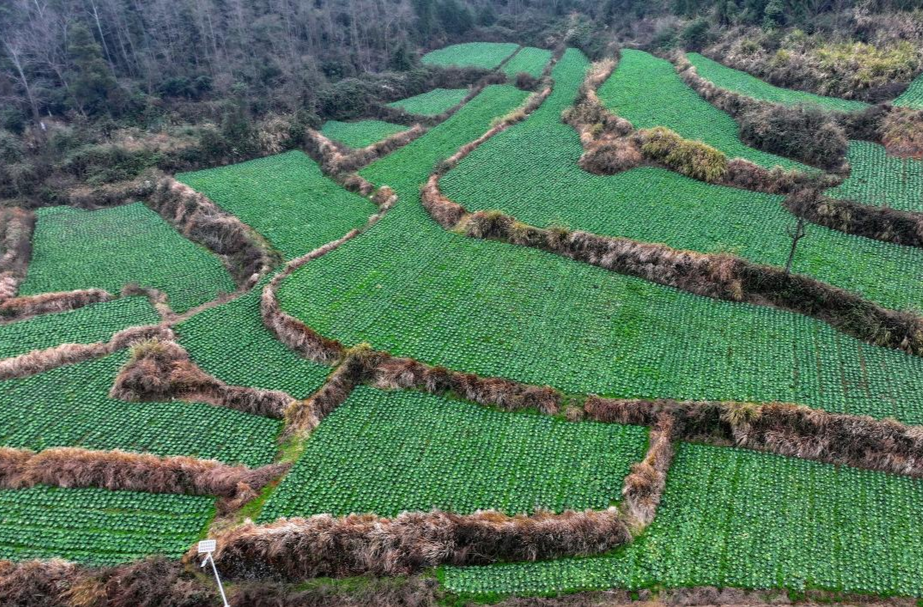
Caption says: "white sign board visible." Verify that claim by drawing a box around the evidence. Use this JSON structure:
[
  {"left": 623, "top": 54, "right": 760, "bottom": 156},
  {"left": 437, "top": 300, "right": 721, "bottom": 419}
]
[{"left": 198, "top": 539, "right": 217, "bottom": 554}]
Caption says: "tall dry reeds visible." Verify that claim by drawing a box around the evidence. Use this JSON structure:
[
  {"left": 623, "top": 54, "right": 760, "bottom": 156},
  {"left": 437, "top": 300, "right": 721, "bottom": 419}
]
[
  {"left": 0, "top": 446, "right": 288, "bottom": 507},
  {"left": 620, "top": 414, "right": 675, "bottom": 529},
  {"left": 146, "top": 178, "right": 274, "bottom": 289},
  {"left": 0, "top": 324, "right": 171, "bottom": 380},
  {"left": 0, "top": 208, "right": 35, "bottom": 301},
  {"left": 111, "top": 338, "right": 293, "bottom": 418},
  {"left": 203, "top": 507, "right": 631, "bottom": 581},
  {"left": 0, "top": 288, "right": 114, "bottom": 323}
]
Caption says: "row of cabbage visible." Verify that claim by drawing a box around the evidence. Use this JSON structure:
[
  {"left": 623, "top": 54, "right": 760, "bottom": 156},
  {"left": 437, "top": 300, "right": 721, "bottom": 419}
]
[
  {"left": 259, "top": 386, "right": 647, "bottom": 522},
  {"left": 19, "top": 203, "right": 235, "bottom": 314}
]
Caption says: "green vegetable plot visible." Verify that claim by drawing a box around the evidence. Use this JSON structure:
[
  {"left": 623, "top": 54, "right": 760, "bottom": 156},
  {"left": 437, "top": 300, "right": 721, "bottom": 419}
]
[
  {"left": 442, "top": 136, "right": 923, "bottom": 312},
  {"left": 0, "top": 352, "right": 281, "bottom": 467},
  {"left": 503, "top": 47, "right": 553, "bottom": 78},
  {"left": 178, "top": 151, "right": 377, "bottom": 260},
  {"left": 19, "top": 204, "right": 235, "bottom": 314},
  {"left": 421, "top": 42, "right": 519, "bottom": 69},
  {"left": 278, "top": 52, "right": 923, "bottom": 425},
  {"left": 320, "top": 120, "right": 407, "bottom": 148},
  {"left": 827, "top": 140, "right": 923, "bottom": 212},
  {"left": 0, "top": 485, "right": 214, "bottom": 566},
  {"left": 686, "top": 53, "right": 869, "bottom": 111},
  {"left": 176, "top": 280, "right": 331, "bottom": 398},
  {"left": 0, "top": 296, "right": 158, "bottom": 360},
  {"left": 387, "top": 88, "right": 469, "bottom": 116},
  {"left": 259, "top": 386, "right": 647, "bottom": 522},
  {"left": 443, "top": 443, "right": 923, "bottom": 597},
  {"left": 599, "top": 50, "right": 808, "bottom": 171},
  {"left": 895, "top": 71, "right": 923, "bottom": 109}
]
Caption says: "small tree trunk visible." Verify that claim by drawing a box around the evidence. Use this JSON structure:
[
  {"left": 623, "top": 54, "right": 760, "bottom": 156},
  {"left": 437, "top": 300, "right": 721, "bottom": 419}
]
[{"left": 785, "top": 216, "right": 807, "bottom": 274}]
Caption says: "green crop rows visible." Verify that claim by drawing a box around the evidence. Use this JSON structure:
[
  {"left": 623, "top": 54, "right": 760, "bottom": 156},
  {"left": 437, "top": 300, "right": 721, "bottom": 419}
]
[
  {"left": 178, "top": 151, "right": 376, "bottom": 261},
  {"left": 277, "top": 51, "right": 923, "bottom": 426},
  {"left": 503, "top": 47, "right": 553, "bottom": 78},
  {"left": 387, "top": 88, "right": 469, "bottom": 116},
  {"left": 320, "top": 120, "right": 407, "bottom": 148},
  {"left": 0, "top": 352, "right": 281, "bottom": 466},
  {"left": 176, "top": 279, "right": 331, "bottom": 398},
  {"left": 443, "top": 443, "right": 923, "bottom": 597},
  {"left": 687, "top": 53, "right": 869, "bottom": 111},
  {"left": 259, "top": 386, "right": 647, "bottom": 522},
  {"left": 599, "top": 50, "right": 808, "bottom": 171},
  {"left": 441, "top": 133, "right": 923, "bottom": 312},
  {"left": 18, "top": 203, "right": 235, "bottom": 314},
  {"left": 0, "top": 296, "right": 158, "bottom": 360},
  {"left": 421, "top": 42, "right": 519, "bottom": 69},
  {"left": 895, "top": 71, "right": 923, "bottom": 108},
  {"left": 827, "top": 140, "right": 923, "bottom": 212},
  {"left": 0, "top": 485, "right": 213, "bottom": 566}
]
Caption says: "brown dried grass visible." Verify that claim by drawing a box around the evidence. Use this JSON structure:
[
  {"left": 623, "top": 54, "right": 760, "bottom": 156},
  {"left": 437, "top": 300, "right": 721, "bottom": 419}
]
[
  {"left": 0, "top": 288, "right": 113, "bottom": 323},
  {"left": 204, "top": 507, "right": 631, "bottom": 581}
]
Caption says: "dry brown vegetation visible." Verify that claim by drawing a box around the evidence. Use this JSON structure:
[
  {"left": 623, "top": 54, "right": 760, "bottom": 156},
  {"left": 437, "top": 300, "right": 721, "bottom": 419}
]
[
  {"left": 0, "top": 324, "right": 171, "bottom": 380},
  {"left": 202, "top": 507, "right": 632, "bottom": 581},
  {"left": 111, "top": 339, "right": 294, "bottom": 418},
  {"left": 0, "top": 208, "right": 35, "bottom": 301},
  {"left": 0, "top": 288, "right": 114, "bottom": 323},
  {"left": 785, "top": 189, "right": 923, "bottom": 248},
  {"left": 0, "top": 446, "right": 287, "bottom": 508},
  {"left": 146, "top": 178, "right": 274, "bottom": 289},
  {"left": 882, "top": 107, "right": 923, "bottom": 159}
]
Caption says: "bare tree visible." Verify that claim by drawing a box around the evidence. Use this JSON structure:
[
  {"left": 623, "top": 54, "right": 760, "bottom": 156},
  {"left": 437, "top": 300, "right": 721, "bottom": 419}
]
[{"left": 785, "top": 216, "right": 808, "bottom": 274}]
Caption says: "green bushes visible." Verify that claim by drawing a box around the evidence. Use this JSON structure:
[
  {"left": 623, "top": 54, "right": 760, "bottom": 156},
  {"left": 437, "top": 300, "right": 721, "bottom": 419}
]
[{"left": 639, "top": 127, "right": 728, "bottom": 182}]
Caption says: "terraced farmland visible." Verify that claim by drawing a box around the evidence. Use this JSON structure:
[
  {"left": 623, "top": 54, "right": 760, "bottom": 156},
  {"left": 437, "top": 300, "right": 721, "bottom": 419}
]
[
  {"left": 0, "top": 296, "right": 157, "bottom": 359},
  {"left": 177, "top": 151, "right": 377, "bottom": 260},
  {"left": 6, "top": 36, "right": 923, "bottom": 605},
  {"left": 443, "top": 444, "right": 923, "bottom": 597},
  {"left": 421, "top": 42, "right": 519, "bottom": 69},
  {"left": 18, "top": 204, "right": 235, "bottom": 313},
  {"left": 320, "top": 120, "right": 407, "bottom": 148},
  {"left": 503, "top": 47, "right": 553, "bottom": 78},
  {"left": 386, "top": 88, "right": 469, "bottom": 115},
  {"left": 0, "top": 486, "right": 214, "bottom": 566},
  {"left": 687, "top": 52, "right": 869, "bottom": 111},
  {"left": 0, "top": 352, "right": 281, "bottom": 466},
  {"left": 600, "top": 50, "right": 809, "bottom": 170},
  {"left": 259, "top": 386, "right": 648, "bottom": 521},
  {"left": 827, "top": 140, "right": 923, "bottom": 212}
]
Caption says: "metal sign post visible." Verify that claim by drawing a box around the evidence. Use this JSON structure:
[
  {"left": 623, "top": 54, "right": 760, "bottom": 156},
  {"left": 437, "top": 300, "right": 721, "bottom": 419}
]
[{"left": 198, "top": 540, "right": 230, "bottom": 607}]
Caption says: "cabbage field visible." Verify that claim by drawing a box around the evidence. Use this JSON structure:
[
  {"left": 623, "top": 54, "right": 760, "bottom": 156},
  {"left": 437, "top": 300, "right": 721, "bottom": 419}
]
[
  {"left": 827, "top": 140, "right": 923, "bottom": 212},
  {"left": 386, "top": 87, "right": 469, "bottom": 115},
  {"left": 19, "top": 204, "right": 235, "bottom": 313},
  {"left": 177, "top": 150, "right": 376, "bottom": 260},
  {"left": 320, "top": 119, "right": 408, "bottom": 148},
  {"left": 600, "top": 50, "right": 808, "bottom": 171},
  {"left": 686, "top": 52, "right": 869, "bottom": 111},
  {"left": 5, "top": 38, "right": 923, "bottom": 603},
  {"left": 0, "top": 486, "right": 214, "bottom": 566},
  {"left": 258, "top": 386, "right": 648, "bottom": 521},
  {"left": 895, "top": 71, "right": 923, "bottom": 108},
  {"left": 421, "top": 42, "right": 519, "bottom": 69}
]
